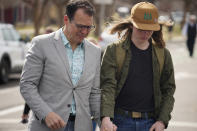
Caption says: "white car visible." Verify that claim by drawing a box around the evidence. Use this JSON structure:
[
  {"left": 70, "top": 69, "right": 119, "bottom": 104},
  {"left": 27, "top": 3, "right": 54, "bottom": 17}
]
[
  {"left": 0, "top": 23, "right": 28, "bottom": 83},
  {"left": 98, "top": 26, "right": 119, "bottom": 52}
]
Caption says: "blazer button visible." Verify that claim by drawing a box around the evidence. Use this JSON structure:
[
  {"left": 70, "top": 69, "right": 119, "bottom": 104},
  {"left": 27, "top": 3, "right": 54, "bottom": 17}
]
[
  {"left": 67, "top": 104, "right": 71, "bottom": 107},
  {"left": 73, "top": 88, "right": 76, "bottom": 90}
]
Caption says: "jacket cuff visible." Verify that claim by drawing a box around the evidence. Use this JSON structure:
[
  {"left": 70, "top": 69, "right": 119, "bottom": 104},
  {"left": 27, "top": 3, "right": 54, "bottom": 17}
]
[
  {"left": 35, "top": 108, "right": 53, "bottom": 124},
  {"left": 157, "top": 116, "right": 169, "bottom": 128},
  {"left": 101, "top": 106, "right": 114, "bottom": 119}
]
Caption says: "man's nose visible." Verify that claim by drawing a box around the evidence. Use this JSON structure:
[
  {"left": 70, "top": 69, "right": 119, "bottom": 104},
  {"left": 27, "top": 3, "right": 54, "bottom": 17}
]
[{"left": 81, "top": 28, "right": 90, "bottom": 35}]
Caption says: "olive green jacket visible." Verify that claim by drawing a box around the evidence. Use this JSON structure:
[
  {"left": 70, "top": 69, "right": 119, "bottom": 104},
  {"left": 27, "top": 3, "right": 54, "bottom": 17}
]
[{"left": 100, "top": 38, "right": 176, "bottom": 127}]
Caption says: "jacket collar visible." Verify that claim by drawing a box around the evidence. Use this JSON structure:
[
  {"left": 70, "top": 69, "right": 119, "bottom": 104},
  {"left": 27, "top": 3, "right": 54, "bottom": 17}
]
[{"left": 121, "top": 36, "right": 131, "bottom": 51}]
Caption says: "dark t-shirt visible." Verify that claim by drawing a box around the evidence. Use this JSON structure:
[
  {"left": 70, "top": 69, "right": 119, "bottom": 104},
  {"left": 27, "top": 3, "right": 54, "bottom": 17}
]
[{"left": 115, "top": 41, "right": 154, "bottom": 112}]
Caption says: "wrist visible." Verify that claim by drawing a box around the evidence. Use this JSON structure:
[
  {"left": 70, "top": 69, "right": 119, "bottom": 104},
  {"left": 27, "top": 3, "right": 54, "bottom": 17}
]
[
  {"left": 158, "top": 121, "right": 165, "bottom": 128},
  {"left": 102, "top": 116, "right": 111, "bottom": 122}
]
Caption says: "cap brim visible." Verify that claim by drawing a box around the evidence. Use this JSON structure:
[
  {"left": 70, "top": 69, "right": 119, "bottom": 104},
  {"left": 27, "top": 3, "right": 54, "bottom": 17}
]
[{"left": 131, "top": 19, "right": 160, "bottom": 31}]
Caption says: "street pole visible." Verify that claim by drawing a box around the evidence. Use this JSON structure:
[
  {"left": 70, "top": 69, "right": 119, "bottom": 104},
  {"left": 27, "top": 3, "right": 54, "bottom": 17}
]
[
  {"left": 94, "top": 0, "right": 113, "bottom": 35},
  {"left": 99, "top": 4, "right": 105, "bottom": 35}
]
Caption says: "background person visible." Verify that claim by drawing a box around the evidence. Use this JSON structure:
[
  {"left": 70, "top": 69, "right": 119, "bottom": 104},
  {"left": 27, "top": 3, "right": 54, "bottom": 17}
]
[
  {"left": 167, "top": 14, "right": 174, "bottom": 41},
  {"left": 21, "top": 103, "right": 30, "bottom": 124},
  {"left": 182, "top": 14, "right": 197, "bottom": 57}
]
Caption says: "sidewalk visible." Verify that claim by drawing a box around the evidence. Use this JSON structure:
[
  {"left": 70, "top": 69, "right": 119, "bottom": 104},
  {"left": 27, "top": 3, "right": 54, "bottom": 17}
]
[{"left": 166, "top": 36, "right": 197, "bottom": 131}]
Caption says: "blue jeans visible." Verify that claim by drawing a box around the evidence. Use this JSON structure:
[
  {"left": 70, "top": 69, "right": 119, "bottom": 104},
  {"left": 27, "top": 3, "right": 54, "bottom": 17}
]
[
  {"left": 113, "top": 113, "right": 155, "bottom": 131},
  {"left": 64, "top": 120, "right": 75, "bottom": 131},
  {"left": 92, "top": 120, "right": 97, "bottom": 131},
  {"left": 64, "top": 120, "right": 96, "bottom": 131}
]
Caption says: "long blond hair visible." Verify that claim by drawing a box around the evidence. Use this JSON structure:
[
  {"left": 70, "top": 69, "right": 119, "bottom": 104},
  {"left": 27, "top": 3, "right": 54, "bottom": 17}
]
[{"left": 109, "top": 19, "right": 165, "bottom": 48}]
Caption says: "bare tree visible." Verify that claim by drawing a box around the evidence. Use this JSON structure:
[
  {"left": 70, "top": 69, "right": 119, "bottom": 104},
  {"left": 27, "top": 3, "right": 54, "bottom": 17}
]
[
  {"left": 22, "top": 0, "right": 49, "bottom": 36},
  {"left": 181, "top": 0, "right": 197, "bottom": 28},
  {"left": 89, "top": 0, "right": 117, "bottom": 36},
  {"left": 52, "top": 0, "right": 69, "bottom": 28},
  {"left": 88, "top": 0, "right": 100, "bottom": 36},
  {"left": 181, "top": 0, "right": 192, "bottom": 28},
  {"left": 0, "top": 0, "right": 17, "bottom": 8}
]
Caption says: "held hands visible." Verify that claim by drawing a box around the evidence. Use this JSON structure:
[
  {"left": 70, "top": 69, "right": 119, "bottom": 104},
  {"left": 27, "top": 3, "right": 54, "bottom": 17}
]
[
  {"left": 149, "top": 121, "right": 165, "bottom": 131},
  {"left": 101, "top": 117, "right": 117, "bottom": 131},
  {"left": 45, "top": 112, "right": 66, "bottom": 130}
]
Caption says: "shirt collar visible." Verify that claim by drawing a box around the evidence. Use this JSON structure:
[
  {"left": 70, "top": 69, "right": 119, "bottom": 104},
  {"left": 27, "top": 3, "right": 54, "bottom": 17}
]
[{"left": 60, "top": 27, "right": 84, "bottom": 48}]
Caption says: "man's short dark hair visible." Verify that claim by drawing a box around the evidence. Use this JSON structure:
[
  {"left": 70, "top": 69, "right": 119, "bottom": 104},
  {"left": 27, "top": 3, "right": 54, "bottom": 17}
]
[{"left": 66, "top": 0, "right": 95, "bottom": 21}]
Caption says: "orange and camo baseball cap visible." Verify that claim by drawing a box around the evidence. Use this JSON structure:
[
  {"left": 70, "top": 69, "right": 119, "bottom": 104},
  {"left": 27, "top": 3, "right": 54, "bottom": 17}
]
[{"left": 130, "top": 2, "right": 160, "bottom": 31}]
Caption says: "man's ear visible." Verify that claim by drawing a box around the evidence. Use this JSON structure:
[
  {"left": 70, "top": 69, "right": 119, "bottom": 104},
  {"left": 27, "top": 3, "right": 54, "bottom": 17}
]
[{"left": 64, "top": 15, "right": 69, "bottom": 25}]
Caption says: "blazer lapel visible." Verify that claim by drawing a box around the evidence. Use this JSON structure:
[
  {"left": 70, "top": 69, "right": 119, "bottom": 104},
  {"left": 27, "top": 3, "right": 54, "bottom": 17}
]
[
  {"left": 76, "top": 40, "right": 91, "bottom": 87},
  {"left": 53, "top": 29, "right": 73, "bottom": 84}
]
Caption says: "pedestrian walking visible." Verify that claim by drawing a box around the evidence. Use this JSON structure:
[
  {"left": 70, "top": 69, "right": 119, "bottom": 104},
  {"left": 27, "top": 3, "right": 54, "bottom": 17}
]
[
  {"left": 182, "top": 14, "right": 197, "bottom": 57},
  {"left": 21, "top": 103, "right": 30, "bottom": 124},
  {"left": 100, "top": 2, "right": 176, "bottom": 131},
  {"left": 20, "top": 0, "right": 101, "bottom": 131},
  {"left": 167, "top": 14, "right": 174, "bottom": 41}
]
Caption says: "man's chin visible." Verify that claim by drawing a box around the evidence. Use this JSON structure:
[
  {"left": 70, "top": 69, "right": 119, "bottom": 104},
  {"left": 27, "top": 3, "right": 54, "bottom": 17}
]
[
  {"left": 78, "top": 38, "right": 85, "bottom": 43},
  {"left": 76, "top": 40, "right": 83, "bottom": 45}
]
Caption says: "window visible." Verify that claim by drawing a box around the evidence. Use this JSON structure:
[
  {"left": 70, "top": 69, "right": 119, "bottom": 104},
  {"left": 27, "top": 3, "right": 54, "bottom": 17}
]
[
  {"left": 1, "top": 27, "right": 20, "bottom": 41},
  {"left": 0, "top": 29, "right": 3, "bottom": 41},
  {"left": 2, "top": 28, "right": 15, "bottom": 41},
  {"left": 10, "top": 27, "right": 20, "bottom": 41}
]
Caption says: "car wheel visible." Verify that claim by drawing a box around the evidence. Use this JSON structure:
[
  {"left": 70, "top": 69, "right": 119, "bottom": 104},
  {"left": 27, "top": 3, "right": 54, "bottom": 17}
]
[{"left": 0, "top": 59, "right": 10, "bottom": 83}]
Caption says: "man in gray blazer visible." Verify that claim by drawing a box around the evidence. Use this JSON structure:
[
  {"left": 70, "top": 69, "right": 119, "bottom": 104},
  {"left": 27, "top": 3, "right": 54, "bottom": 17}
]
[{"left": 20, "top": 1, "right": 101, "bottom": 131}]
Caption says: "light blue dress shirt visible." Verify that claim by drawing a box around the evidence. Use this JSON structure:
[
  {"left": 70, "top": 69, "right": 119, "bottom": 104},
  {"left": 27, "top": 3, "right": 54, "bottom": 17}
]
[{"left": 60, "top": 29, "right": 84, "bottom": 115}]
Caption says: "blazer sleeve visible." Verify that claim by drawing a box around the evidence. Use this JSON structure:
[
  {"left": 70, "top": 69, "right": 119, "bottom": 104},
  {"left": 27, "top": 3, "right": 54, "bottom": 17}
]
[
  {"left": 20, "top": 38, "right": 52, "bottom": 123},
  {"left": 89, "top": 48, "right": 101, "bottom": 124}
]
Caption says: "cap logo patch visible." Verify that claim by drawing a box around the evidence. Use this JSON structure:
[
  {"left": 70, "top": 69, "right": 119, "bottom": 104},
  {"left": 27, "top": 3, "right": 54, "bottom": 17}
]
[{"left": 144, "top": 13, "right": 152, "bottom": 20}]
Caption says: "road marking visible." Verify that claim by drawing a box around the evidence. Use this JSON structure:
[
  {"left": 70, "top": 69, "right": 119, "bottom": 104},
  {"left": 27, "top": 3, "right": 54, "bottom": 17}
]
[
  {"left": 0, "top": 105, "right": 23, "bottom": 116},
  {"left": 170, "top": 121, "right": 197, "bottom": 128},
  {"left": 0, "top": 118, "right": 22, "bottom": 124},
  {"left": 175, "top": 72, "right": 197, "bottom": 80},
  {"left": 0, "top": 86, "right": 19, "bottom": 94}
]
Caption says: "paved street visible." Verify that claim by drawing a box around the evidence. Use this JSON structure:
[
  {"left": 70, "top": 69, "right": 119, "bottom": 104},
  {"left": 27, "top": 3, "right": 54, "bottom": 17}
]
[
  {"left": 166, "top": 37, "right": 197, "bottom": 131},
  {"left": 0, "top": 36, "right": 197, "bottom": 131},
  {"left": 0, "top": 75, "right": 27, "bottom": 131}
]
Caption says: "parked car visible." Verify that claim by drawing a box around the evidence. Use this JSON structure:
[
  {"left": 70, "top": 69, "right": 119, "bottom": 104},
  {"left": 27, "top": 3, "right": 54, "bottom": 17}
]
[{"left": 0, "top": 23, "right": 28, "bottom": 83}]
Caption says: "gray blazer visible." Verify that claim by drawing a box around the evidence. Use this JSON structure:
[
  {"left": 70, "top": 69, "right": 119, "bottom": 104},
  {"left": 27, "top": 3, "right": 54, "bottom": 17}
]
[{"left": 20, "top": 29, "right": 101, "bottom": 131}]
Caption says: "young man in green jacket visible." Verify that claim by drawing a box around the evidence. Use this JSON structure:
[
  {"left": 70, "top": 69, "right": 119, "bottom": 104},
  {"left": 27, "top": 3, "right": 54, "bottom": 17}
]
[{"left": 100, "top": 2, "right": 176, "bottom": 131}]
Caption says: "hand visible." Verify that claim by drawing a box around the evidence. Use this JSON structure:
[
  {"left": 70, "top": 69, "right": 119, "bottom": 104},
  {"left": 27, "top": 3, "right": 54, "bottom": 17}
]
[
  {"left": 149, "top": 121, "right": 165, "bottom": 131},
  {"left": 100, "top": 117, "right": 117, "bottom": 131},
  {"left": 21, "top": 114, "right": 29, "bottom": 124},
  {"left": 22, "top": 114, "right": 29, "bottom": 119},
  {"left": 112, "top": 124, "right": 117, "bottom": 131},
  {"left": 45, "top": 112, "right": 66, "bottom": 130}
]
